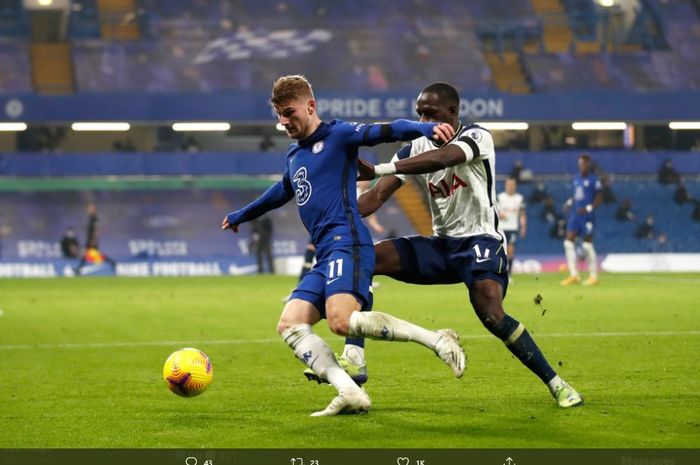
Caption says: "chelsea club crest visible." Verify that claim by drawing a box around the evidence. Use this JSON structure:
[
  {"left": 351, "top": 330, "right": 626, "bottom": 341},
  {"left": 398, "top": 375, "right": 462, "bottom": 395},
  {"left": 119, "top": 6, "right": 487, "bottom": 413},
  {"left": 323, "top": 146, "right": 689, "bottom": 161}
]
[{"left": 312, "top": 141, "right": 324, "bottom": 154}]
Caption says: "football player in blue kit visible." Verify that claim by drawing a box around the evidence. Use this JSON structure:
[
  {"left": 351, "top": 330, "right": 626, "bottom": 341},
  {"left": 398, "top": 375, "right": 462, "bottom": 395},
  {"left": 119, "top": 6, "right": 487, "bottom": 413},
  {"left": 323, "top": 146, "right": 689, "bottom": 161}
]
[
  {"left": 561, "top": 154, "right": 603, "bottom": 286},
  {"left": 222, "top": 75, "right": 465, "bottom": 416}
]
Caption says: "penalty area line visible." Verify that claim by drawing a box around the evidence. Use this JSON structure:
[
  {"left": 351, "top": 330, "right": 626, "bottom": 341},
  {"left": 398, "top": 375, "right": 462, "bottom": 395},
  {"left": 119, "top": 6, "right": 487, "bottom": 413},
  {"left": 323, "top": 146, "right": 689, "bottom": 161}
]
[{"left": 0, "top": 330, "right": 699, "bottom": 350}]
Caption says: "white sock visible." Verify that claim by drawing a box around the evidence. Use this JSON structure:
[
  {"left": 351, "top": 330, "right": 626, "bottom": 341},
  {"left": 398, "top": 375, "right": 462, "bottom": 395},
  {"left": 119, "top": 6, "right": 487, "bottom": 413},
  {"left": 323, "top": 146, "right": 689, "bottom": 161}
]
[
  {"left": 582, "top": 241, "right": 597, "bottom": 278},
  {"left": 348, "top": 311, "right": 440, "bottom": 349},
  {"left": 281, "top": 324, "right": 358, "bottom": 392},
  {"left": 342, "top": 344, "right": 365, "bottom": 366},
  {"left": 563, "top": 239, "right": 578, "bottom": 277},
  {"left": 546, "top": 374, "right": 566, "bottom": 395}
]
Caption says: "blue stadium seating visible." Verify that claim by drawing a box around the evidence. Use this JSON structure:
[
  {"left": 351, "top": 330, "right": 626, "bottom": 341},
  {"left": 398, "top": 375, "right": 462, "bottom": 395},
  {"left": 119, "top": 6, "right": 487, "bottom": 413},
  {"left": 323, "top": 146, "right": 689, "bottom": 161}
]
[
  {"left": 1, "top": 0, "right": 699, "bottom": 94},
  {"left": 0, "top": 38, "right": 31, "bottom": 93},
  {"left": 67, "top": 0, "right": 101, "bottom": 39},
  {"left": 0, "top": 0, "right": 28, "bottom": 37}
]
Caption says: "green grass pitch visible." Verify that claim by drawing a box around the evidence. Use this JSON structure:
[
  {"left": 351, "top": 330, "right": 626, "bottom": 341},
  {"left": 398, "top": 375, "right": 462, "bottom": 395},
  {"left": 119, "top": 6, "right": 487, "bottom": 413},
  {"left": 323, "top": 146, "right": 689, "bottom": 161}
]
[{"left": 1, "top": 273, "right": 699, "bottom": 448}]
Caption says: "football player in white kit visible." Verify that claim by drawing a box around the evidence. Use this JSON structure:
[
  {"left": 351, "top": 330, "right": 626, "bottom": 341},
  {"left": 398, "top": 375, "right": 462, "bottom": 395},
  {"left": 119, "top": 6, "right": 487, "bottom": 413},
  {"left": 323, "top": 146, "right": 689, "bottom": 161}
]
[
  {"left": 356, "top": 82, "right": 582, "bottom": 408},
  {"left": 497, "top": 177, "right": 527, "bottom": 278}
]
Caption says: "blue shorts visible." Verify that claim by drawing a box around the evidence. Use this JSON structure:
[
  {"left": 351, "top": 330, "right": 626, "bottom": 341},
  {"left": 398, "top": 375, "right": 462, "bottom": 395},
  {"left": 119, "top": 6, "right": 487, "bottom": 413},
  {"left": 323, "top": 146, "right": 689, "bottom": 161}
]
[
  {"left": 567, "top": 214, "right": 595, "bottom": 237},
  {"left": 504, "top": 230, "right": 519, "bottom": 245},
  {"left": 290, "top": 244, "right": 374, "bottom": 318},
  {"left": 390, "top": 235, "right": 509, "bottom": 297}
]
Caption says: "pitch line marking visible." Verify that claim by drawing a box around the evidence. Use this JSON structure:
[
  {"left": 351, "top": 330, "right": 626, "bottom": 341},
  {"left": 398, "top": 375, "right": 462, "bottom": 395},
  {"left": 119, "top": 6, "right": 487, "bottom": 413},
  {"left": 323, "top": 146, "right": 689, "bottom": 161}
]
[{"left": 0, "top": 330, "right": 699, "bottom": 351}]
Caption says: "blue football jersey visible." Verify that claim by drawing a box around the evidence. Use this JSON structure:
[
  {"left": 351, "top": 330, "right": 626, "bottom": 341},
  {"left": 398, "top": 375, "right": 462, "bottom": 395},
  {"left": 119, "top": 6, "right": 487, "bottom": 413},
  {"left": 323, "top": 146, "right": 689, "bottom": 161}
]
[
  {"left": 282, "top": 120, "right": 373, "bottom": 254},
  {"left": 226, "top": 119, "right": 437, "bottom": 255},
  {"left": 572, "top": 173, "right": 602, "bottom": 213}
]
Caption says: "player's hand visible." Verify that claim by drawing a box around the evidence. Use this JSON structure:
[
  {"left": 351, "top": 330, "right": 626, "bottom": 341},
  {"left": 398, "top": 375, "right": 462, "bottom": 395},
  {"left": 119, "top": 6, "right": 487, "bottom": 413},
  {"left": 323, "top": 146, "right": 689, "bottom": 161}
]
[
  {"left": 575, "top": 207, "right": 587, "bottom": 215},
  {"left": 357, "top": 158, "right": 377, "bottom": 181},
  {"left": 221, "top": 216, "right": 239, "bottom": 233},
  {"left": 432, "top": 123, "right": 455, "bottom": 143}
]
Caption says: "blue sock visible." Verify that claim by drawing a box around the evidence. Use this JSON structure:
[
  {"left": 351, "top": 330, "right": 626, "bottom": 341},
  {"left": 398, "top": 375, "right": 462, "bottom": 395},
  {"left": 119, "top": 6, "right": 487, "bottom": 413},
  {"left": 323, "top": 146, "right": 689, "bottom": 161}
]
[
  {"left": 344, "top": 337, "right": 365, "bottom": 348},
  {"left": 493, "top": 314, "right": 556, "bottom": 383}
]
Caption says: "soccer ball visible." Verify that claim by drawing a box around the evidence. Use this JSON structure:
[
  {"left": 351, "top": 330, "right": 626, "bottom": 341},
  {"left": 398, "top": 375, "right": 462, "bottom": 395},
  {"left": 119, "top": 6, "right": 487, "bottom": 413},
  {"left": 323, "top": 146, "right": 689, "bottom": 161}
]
[{"left": 162, "top": 348, "right": 213, "bottom": 397}]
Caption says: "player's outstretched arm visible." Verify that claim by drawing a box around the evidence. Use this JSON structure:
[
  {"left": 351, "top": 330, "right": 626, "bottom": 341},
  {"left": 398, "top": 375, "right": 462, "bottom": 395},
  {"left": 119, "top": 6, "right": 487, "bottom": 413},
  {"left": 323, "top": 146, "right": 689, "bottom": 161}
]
[
  {"left": 365, "top": 144, "right": 467, "bottom": 178},
  {"left": 350, "top": 120, "right": 454, "bottom": 147},
  {"left": 221, "top": 180, "right": 294, "bottom": 233}
]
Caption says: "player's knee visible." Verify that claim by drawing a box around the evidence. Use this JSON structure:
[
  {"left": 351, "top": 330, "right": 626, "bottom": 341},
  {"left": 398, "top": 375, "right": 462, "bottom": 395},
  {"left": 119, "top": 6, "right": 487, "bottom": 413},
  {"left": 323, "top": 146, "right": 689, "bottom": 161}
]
[
  {"left": 374, "top": 239, "right": 400, "bottom": 276},
  {"left": 470, "top": 281, "right": 505, "bottom": 331},
  {"left": 277, "top": 314, "right": 303, "bottom": 335},
  {"left": 480, "top": 311, "right": 505, "bottom": 335},
  {"left": 326, "top": 314, "right": 350, "bottom": 336},
  {"left": 276, "top": 320, "right": 292, "bottom": 335},
  {"left": 476, "top": 304, "right": 504, "bottom": 331}
]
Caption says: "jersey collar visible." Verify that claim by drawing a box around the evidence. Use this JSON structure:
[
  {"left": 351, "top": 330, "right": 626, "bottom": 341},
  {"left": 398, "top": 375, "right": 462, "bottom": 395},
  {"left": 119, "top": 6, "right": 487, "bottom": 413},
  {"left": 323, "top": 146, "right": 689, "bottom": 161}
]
[{"left": 298, "top": 122, "right": 331, "bottom": 147}]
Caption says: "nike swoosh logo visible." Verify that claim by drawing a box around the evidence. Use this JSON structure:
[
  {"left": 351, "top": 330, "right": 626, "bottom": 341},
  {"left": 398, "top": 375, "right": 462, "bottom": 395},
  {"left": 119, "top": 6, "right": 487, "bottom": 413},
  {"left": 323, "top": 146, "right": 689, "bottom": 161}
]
[
  {"left": 326, "top": 277, "right": 341, "bottom": 285},
  {"left": 78, "top": 264, "right": 106, "bottom": 274},
  {"left": 475, "top": 258, "right": 491, "bottom": 263}
]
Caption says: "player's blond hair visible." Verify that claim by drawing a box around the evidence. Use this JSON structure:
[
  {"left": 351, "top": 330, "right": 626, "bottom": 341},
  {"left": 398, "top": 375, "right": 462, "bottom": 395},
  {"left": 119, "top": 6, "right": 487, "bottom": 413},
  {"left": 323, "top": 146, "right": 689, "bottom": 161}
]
[{"left": 270, "top": 75, "right": 314, "bottom": 107}]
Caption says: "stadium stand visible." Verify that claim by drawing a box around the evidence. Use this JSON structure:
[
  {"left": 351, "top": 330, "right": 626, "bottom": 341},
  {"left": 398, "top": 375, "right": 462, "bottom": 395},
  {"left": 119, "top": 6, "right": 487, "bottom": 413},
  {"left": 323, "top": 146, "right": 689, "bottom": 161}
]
[
  {"left": 0, "top": 186, "right": 414, "bottom": 262},
  {"left": 2, "top": 0, "right": 699, "bottom": 95},
  {"left": 0, "top": 0, "right": 28, "bottom": 37},
  {"left": 0, "top": 38, "right": 32, "bottom": 92}
]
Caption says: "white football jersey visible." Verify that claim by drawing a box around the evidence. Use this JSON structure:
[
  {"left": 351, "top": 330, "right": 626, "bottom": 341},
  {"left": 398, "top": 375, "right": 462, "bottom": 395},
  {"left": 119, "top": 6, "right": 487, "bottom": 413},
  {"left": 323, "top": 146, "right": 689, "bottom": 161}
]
[
  {"left": 392, "top": 124, "right": 504, "bottom": 241},
  {"left": 497, "top": 191, "right": 525, "bottom": 232}
]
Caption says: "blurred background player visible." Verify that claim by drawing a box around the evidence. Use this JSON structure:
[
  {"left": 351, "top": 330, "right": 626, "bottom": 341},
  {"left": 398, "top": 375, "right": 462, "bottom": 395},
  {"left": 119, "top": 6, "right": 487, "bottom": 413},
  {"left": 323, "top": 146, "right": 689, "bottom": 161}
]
[
  {"left": 60, "top": 226, "right": 80, "bottom": 259},
  {"left": 250, "top": 215, "right": 274, "bottom": 274},
  {"left": 497, "top": 177, "right": 527, "bottom": 280},
  {"left": 222, "top": 75, "right": 464, "bottom": 416},
  {"left": 561, "top": 154, "right": 603, "bottom": 286},
  {"left": 308, "top": 82, "right": 582, "bottom": 408},
  {"left": 75, "top": 203, "right": 116, "bottom": 275}
]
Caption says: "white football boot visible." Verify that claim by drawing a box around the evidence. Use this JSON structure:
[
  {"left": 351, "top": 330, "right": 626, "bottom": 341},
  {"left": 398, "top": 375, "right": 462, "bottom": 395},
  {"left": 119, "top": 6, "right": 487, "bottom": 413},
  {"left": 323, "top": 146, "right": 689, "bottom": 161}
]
[
  {"left": 434, "top": 329, "right": 466, "bottom": 378},
  {"left": 310, "top": 388, "right": 371, "bottom": 417}
]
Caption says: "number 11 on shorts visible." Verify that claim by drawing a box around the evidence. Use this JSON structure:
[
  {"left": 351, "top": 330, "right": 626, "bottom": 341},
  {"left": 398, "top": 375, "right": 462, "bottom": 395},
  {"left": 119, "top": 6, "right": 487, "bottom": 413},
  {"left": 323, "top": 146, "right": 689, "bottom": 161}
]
[{"left": 328, "top": 258, "right": 344, "bottom": 278}]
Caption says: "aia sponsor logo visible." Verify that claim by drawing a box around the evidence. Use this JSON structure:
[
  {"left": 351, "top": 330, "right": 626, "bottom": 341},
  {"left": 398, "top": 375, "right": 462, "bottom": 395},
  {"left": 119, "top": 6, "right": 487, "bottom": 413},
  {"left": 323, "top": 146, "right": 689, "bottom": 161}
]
[{"left": 428, "top": 174, "right": 469, "bottom": 198}]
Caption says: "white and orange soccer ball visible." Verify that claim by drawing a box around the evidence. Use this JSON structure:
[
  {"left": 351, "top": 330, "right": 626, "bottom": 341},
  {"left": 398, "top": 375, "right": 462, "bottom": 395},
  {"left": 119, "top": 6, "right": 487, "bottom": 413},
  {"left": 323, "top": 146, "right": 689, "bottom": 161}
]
[{"left": 162, "top": 348, "right": 213, "bottom": 397}]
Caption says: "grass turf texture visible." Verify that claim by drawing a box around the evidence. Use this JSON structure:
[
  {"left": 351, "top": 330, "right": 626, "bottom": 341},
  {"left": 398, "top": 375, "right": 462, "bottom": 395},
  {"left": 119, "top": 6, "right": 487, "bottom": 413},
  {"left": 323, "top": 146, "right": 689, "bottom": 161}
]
[{"left": 1, "top": 273, "right": 699, "bottom": 448}]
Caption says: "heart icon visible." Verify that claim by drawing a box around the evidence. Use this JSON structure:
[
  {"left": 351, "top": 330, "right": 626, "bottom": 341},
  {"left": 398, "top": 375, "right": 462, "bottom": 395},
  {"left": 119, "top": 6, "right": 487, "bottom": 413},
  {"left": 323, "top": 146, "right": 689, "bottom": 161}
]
[{"left": 397, "top": 457, "right": 410, "bottom": 465}]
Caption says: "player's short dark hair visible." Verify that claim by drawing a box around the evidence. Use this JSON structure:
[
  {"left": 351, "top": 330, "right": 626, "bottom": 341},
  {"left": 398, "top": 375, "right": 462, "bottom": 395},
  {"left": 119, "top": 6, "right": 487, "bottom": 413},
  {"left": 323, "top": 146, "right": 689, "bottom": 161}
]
[
  {"left": 579, "top": 153, "right": 592, "bottom": 162},
  {"left": 270, "top": 75, "right": 314, "bottom": 107},
  {"left": 420, "top": 82, "right": 460, "bottom": 107}
]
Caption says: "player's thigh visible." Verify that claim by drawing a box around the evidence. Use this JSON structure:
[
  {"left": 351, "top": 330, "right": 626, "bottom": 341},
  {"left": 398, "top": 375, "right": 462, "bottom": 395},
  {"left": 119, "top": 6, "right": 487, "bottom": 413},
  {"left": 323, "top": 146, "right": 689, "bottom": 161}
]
[
  {"left": 502, "top": 231, "right": 516, "bottom": 257},
  {"left": 389, "top": 235, "right": 461, "bottom": 285},
  {"left": 324, "top": 245, "right": 374, "bottom": 312},
  {"left": 444, "top": 236, "right": 509, "bottom": 297},
  {"left": 277, "top": 298, "right": 322, "bottom": 334},
  {"left": 373, "top": 239, "right": 402, "bottom": 276},
  {"left": 289, "top": 266, "right": 327, "bottom": 318},
  {"left": 566, "top": 216, "right": 584, "bottom": 240}
]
